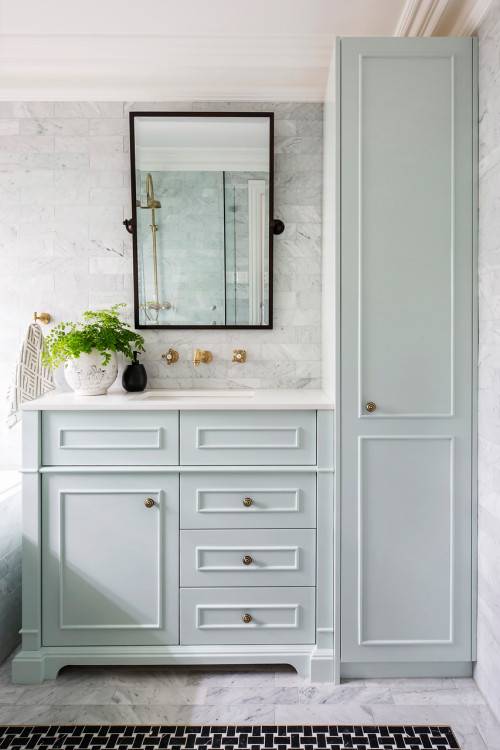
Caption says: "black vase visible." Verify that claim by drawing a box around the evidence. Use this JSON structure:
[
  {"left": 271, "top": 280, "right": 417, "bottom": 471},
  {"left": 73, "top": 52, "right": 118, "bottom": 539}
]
[{"left": 122, "top": 351, "right": 148, "bottom": 392}]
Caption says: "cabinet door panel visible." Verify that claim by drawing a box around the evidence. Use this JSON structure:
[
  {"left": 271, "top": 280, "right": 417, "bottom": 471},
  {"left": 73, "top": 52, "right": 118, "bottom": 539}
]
[
  {"left": 339, "top": 38, "right": 474, "bottom": 664},
  {"left": 42, "top": 472, "right": 179, "bottom": 646}
]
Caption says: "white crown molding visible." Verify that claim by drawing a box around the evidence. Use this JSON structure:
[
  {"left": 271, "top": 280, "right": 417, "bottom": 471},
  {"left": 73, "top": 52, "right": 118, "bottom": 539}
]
[
  {"left": 0, "top": 33, "right": 332, "bottom": 102},
  {"left": 395, "top": 0, "right": 495, "bottom": 36},
  {"left": 451, "top": 0, "right": 495, "bottom": 34},
  {"left": 394, "top": 0, "right": 451, "bottom": 36}
]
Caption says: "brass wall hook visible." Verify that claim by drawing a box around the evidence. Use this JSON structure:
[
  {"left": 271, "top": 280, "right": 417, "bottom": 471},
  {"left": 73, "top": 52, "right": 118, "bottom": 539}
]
[
  {"left": 34, "top": 312, "right": 50, "bottom": 325},
  {"left": 232, "top": 350, "right": 246, "bottom": 363},
  {"left": 162, "top": 349, "right": 179, "bottom": 365}
]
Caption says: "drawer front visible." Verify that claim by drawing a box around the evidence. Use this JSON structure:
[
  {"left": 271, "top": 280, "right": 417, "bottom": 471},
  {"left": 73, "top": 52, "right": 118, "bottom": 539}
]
[
  {"left": 180, "top": 411, "right": 316, "bottom": 466},
  {"left": 180, "top": 529, "right": 316, "bottom": 587},
  {"left": 180, "top": 472, "right": 316, "bottom": 529},
  {"left": 42, "top": 411, "right": 179, "bottom": 466},
  {"left": 180, "top": 587, "right": 315, "bottom": 645}
]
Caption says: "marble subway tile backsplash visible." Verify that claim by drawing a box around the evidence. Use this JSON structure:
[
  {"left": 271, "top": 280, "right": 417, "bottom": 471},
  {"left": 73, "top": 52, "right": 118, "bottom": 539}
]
[{"left": 0, "top": 101, "right": 323, "bottom": 468}]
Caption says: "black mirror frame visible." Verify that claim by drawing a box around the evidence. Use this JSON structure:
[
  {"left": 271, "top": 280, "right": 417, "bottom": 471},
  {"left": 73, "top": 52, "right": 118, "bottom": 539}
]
[{"left": 129, "top": 111, "right": 275, "bottom": 330}]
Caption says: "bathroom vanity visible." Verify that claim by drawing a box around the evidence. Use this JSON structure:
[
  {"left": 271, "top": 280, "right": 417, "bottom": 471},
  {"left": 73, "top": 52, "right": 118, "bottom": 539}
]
[{"left": 12, "top": 390, "right": 335, "bottom": 684}]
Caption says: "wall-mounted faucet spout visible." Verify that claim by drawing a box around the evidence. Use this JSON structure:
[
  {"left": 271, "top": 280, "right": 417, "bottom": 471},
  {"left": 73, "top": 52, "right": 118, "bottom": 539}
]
[{"left": 192, "top": 348, "right": 212, "bottom": 366}]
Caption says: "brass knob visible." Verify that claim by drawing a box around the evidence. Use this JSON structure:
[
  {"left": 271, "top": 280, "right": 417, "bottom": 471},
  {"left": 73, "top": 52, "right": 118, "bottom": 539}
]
[
  {"left": 242, "top": 613, "right": 252, "bottom": 623},
  {"left": 243, "top": 497, "right": 253, "bottom": 507},
  {"left": 366, "top": 402, "right": 377, "bottom": 413},
  {"left": 242, "top": 555, "right": 253, "bottom": 565},
  {"left": 144, "top": 498, "right": 155, "bottom": 508}
]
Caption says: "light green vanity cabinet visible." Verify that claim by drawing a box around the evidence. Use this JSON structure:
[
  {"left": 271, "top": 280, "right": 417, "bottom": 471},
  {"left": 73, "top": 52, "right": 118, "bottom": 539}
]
[
  {"left": 13, "top": 406, "right": 334, "bottom": 684},
  {"left": 337, "top": 37, "right": 477, "bottom": 676},
  {"left": 41, "top": 472, "right": 179, "bottom": 647}
]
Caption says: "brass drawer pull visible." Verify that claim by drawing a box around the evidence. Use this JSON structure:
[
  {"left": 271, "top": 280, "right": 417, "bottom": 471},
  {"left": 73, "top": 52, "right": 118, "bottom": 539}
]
[
  {"left": 242, "top": 613, "right": 252, "bottom": 623},
  {"left": 144, "top": 498, "right": 155, "bottom": 508},
  {"left": 365, "top": 402, "right": 376, "bottom": 413},
  {"left": 242, "top": 555, "right": 253, "bottom": 566},
  {"left": 243, "top": 497, "right": 253, "bottom": 507}
]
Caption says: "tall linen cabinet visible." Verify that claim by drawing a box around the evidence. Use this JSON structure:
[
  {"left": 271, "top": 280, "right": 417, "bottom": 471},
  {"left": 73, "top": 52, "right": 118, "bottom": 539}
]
[{"left": 336, "top": 37, "right": 477, "bottom": 677}]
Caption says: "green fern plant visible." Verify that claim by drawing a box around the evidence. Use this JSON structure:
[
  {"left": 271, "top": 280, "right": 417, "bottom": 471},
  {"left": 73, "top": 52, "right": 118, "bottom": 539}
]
[{"left": 41, "top": 304, "right": 145, "bottom": 370}]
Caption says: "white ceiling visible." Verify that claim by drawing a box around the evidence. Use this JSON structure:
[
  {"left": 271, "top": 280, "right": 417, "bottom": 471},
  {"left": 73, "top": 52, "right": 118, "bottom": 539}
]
[{"left": 0, "top": 0, "right": 492, "bottom": 101}]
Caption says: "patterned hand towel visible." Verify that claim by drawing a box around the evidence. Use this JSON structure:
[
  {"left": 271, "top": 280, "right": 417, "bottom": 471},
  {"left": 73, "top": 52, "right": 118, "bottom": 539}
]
[{"left": 6, "top": 323, "right": 55, "bottom": 428}]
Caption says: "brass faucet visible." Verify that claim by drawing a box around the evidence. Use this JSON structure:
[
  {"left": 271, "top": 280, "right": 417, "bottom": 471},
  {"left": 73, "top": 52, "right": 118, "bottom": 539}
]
[{"left": 193, "top": 348, "right": 212, "bottom": 366}]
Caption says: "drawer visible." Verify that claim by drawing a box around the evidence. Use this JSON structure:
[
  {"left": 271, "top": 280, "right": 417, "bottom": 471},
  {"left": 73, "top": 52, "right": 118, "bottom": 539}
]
[
  {"left": 180, "top": 587, "right": 315, "bottom": 645},
  {"left": 180, "top": 529, "right": 316, "bottom": 587},
  {"left": 180, "top": 472, "right": 316, "bottom": 529},
  {"left": 42, "top": 411, "right": 179, "bottom": 466},
  {"left": 180, "top": 410, "right": 316, "bottom": 466}
]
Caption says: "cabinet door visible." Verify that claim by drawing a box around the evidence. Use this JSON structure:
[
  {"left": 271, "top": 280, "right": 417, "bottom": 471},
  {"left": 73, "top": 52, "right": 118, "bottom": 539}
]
[
  {"left": 42, "top": 473, "right": 179, "bottom": 646},
  {"left": 339, "top": 38, "right": 474, "bottom": 663}
]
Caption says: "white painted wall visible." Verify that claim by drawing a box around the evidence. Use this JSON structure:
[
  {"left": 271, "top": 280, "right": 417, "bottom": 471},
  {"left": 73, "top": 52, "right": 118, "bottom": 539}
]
[{"left": 474, "top": 0, "right": 500, "bottom": 721}]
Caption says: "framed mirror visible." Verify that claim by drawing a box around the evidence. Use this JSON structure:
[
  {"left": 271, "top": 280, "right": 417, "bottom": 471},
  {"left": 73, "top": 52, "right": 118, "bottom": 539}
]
[{"left": 129, "top": 112, "right": 275, "bottom": 329}]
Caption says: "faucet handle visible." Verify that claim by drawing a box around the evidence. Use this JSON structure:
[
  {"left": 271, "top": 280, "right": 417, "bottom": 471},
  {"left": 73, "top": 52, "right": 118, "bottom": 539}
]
[
  {"left": 162, "top": 349, "right": 179, "bottom": 365},
  {"left": 232, "top": 350, "right": 246, "bottom": 363}
]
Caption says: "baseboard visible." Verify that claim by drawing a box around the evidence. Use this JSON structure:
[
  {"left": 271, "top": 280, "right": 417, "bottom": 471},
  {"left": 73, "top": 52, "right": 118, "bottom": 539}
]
[{"left": 341, "top": 661, "right": 473, "bottom": 679}]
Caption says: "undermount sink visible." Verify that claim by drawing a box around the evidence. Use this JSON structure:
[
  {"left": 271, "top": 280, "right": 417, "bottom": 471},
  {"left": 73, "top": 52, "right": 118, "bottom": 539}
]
[{"left": 133, "top": 390, "right": 255, "bottom": 401}]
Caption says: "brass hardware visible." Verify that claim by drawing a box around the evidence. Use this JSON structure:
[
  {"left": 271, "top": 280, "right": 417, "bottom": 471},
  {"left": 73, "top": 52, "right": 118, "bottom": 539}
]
[
  {"left": 148, "top": 301, "right": 172, "bottom": 311},
  {"left": 193, "top": 348, "right": 212, "bottom": 366},
  {"left": 365, "top": 402, "right": 377, "bottom": 413},
  {"left": 242, "top": 613, "right": 252, "bottom": 623},
  {"left": 162, "top": 348, "right": 179, "bottom": 365},
  {"left": 144, "top": 498, "right": 155, "bottom": 508},
  {"left": 243, "top": 497, "right": 253, "bottom": 507},
  {"left": 242, "top": 555, "right": 253, "bottom": 565},
  {"left": 135, "top": 173, "right": 162, "bottom": 323},
  {"left": 232, "top": 350, "right": 246, "bottom": 363},
  {"left": 34, "top": 312, "right": 50, "bottom": 325}
]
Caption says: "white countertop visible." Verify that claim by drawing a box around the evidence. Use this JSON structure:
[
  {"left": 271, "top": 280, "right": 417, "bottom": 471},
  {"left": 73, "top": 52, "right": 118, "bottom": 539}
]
[{"left": 21, "top": 389, "right": 334, "bottom": 411}]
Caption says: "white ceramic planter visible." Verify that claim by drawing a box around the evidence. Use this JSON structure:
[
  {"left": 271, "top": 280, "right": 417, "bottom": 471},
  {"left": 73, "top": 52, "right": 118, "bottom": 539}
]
[{"left": 64, "top": 349, "right": 118, "bottom": 396}]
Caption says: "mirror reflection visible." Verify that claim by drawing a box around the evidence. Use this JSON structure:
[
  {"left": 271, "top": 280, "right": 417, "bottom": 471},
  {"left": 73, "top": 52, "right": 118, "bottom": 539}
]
[{"left": 131, "top": 114, "right": 273, "bottom": 328}]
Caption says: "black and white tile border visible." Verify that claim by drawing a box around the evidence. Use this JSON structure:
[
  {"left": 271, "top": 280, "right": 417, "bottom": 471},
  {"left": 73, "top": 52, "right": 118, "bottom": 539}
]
[{"left": 0, "top": 725, "right": 461, "bottom": 749}]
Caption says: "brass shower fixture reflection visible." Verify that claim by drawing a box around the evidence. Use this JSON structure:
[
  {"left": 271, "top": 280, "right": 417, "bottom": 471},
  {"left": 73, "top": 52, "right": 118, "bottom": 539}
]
[{"left": 137, "top": 173, "right": 163, "bottom": 323}]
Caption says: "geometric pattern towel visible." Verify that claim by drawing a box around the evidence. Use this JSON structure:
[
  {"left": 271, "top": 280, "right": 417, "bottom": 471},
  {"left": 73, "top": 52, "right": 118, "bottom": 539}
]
[
  {"left": 0, "top": 724, "right": 461, "bottom": 749},
  {"left": 6, "top": 323, "right": 55, "bottom": 428}
]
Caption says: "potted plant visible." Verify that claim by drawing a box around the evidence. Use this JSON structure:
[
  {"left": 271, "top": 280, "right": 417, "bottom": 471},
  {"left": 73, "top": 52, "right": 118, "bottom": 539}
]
[{"left": 42, "top": 304, "right": 145, "bottom": 396}]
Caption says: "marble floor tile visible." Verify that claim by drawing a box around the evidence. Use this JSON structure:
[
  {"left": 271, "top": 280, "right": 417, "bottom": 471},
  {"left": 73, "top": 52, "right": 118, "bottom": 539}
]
[
  {"left": 177, "top": 704, "right": 275, "bottom": 724},
  {"left": 77, "top": 704, "right": 183, "bottom": 725},
  {"left": 204, "top": 687, "right": 298, "bottom": 705},
  {"left": 14, "top": 685, "right": 117, "bottom": 706},
  {"left": 0, "top": 703, "right": 82, "bottom": 725},
  {"left": 111, "top": 686, "right": 207, "bottom": 705},
  {"left": 391, "top": 686, "right": 486, "bottom": 706},
  {"left": 467, "top": 704, "right": 500, "bottom": 750},
  {"left": 275, "top": 703, "right": 374, "bottom": 724},
  {"left": 299, "top": 684, "right": 393, "bottom": 704}
]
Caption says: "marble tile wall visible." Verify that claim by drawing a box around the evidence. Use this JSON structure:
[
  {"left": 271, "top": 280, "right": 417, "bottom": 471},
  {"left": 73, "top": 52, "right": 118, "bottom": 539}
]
[
  {"left": 475, "top": 3, "right": 500, "bottom": 722},
  {"left": 0, "top": 482, "right": 21, "bottom": 663},
  {"left": 0, "top": 101, "right": 323, "bottom": 469}
]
